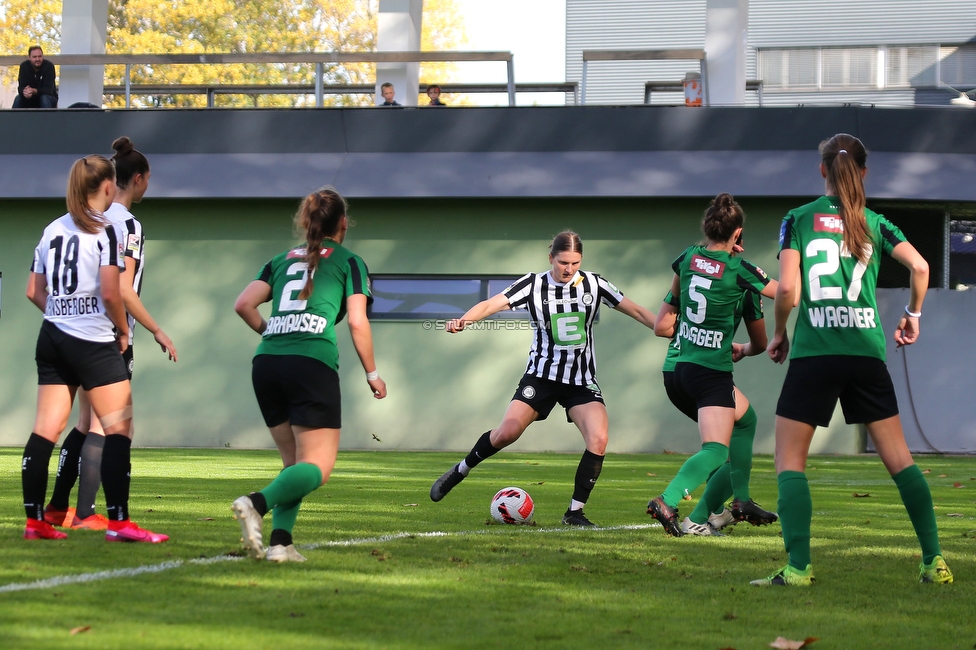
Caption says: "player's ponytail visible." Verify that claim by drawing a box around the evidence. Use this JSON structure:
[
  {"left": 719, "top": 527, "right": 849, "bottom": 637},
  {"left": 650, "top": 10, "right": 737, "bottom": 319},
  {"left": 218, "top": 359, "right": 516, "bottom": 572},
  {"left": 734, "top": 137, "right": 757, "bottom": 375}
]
[
  {"left": 549, "top": 230, "right": 583, "bottom": 256},
  {"left": 702, "top": 192, "right": 744, "bottom": 243},
  {"left": 65, "top": 155, "right": 113, "bottom": 234},
  {"left": 820, "top": 134, "right": 871, "bottom": 264},
  {"left": 295, "top": 187, "right": 348, "bottom": 300},
  {"left": 111, "top": 136, "right": 150, "bottom": 190}
]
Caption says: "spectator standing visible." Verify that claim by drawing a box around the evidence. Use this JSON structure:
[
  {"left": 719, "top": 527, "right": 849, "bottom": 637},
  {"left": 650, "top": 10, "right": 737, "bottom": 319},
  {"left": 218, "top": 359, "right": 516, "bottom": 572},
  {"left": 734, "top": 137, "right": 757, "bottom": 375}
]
[{"left": 13, "top": 46, "right": 58, "bottom": 109}]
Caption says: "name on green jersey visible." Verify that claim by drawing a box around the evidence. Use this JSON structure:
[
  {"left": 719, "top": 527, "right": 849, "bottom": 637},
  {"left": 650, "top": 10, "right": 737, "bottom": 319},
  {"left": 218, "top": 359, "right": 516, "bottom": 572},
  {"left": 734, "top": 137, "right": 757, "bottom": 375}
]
[
  {"left": 264, "top": 312, "right": 329, "bottom": 337},
  {"left": 807, "top": 306, "right": 876, "bottom": 330},
  {"left": 678, "top": 321, "right": 724, "bottom": 349}
]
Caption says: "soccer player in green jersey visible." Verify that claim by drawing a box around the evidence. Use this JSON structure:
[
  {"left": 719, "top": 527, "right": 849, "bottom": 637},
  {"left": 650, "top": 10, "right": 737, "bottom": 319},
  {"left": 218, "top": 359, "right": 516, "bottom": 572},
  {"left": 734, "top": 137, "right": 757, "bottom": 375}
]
[
  {"left": 647, "top": 193, "right": 778, "bottom": 536},
  {"left": 753, "top": 133, "right": 952, "bottom": 586},
  {"left": 656, "top": 278, "right": 777, "bottom": 536},
  {"left": 232, "top": 188, "right": 387, "bottom": 562}
]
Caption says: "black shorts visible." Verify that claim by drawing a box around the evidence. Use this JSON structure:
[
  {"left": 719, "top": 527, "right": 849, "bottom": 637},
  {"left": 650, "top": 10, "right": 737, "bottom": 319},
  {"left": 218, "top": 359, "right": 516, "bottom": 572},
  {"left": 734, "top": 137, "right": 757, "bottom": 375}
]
[
  {"left": 673, "top": 362, "right": 736, "bottom": 411},
  {"left": 663, "top": 370, "right": 698, "bottom": 422},
  {"left": 36, "top": 320, "right": 129, "bottom": 390},
  {"left": 512, "top": 374, "right": 605, "bottom": 422},
  {"left": 776, "top": 355, "right": 899, "bottom": 427},
  {"left": 252, "top": 354, "right": 341, "bottom": 429},
  {"left": 123, "top": 346, "right": 134, "bottom": 381}
]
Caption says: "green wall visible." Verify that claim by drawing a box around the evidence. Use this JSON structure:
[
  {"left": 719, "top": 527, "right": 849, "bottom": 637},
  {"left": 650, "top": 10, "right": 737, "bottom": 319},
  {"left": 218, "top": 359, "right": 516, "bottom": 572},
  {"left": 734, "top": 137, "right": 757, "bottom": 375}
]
[{"left": 0, "top": 196, "right": 862, "bottom": 454}]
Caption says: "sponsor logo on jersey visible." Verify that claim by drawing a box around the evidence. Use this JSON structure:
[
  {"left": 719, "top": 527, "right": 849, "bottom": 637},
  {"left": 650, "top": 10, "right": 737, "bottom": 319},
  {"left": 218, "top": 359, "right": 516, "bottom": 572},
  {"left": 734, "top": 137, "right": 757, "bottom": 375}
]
[
  {"left": 779, "top": 220, "right": 789, "bottom": 247},
  {"left": 549, "top": 312, "right": 587, "bottom": 348},
  {"left": 126, "top": 234, "right": 141, "bottom": 253},
  {"left": 814, "top": 214, "right": 844, "bottom": 233},
  {"left": 544, "top": 298, "right": 578, "bottom": 306},
  {"left": 807, "top": 306, "right": 876, "bottom": 329},
  {"left": 263, "top": 312, "right": 329, "bottom": 336},
  {"left": 605, "top": 280, "right": 620, "bottom": 294},
  {"left": 581, "top": 293, "right": 594, "bottom": 306},
  {"left": 521, "top": 385, "right": 536, "bottom": 399},
  {"left": 286, "top": 247, "right": 306, "bottom": 259},
  {"left": 118, "top": 241, "right": 125, "bottom": 258},
  {"left": 690, "top": 255, "right": 725, "bottom": 279},
  {"left": 321, "top": 247, "right": 334, "bottom": 258}
]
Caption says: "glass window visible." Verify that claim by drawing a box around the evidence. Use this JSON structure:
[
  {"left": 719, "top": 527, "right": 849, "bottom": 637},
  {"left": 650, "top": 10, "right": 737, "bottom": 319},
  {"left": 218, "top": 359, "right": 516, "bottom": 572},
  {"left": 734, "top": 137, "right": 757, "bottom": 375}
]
[
  {"left": 368, "top": 275, "right": 526, "bottom": 320},
  {"left": 940, "top": 46, "right": 976, "bottom": 87}
]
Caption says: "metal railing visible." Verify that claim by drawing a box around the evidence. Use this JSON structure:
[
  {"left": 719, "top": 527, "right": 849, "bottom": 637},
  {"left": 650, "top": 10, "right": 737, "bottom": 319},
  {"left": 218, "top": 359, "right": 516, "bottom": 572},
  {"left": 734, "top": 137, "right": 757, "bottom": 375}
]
[
  {"left": 0, "top": 51, "right": 522, "bottom": 107},
  {"left": 644, "top": 80, "right": 763, "bottom": 106},
  {"left": 581, "top": 49, "right": 707, "bottom": 105}
]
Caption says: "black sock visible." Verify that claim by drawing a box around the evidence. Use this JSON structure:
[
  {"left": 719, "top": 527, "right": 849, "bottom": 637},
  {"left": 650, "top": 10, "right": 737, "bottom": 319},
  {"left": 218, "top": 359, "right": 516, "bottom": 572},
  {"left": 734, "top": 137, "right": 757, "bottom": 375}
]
[
  {"left": 48, "top": 427, "right": 86, "bottom": 509},
  {"left": 76, "top": 432, "right": 105, "bottom": 518},
  {"left": 463, "top": 431, "right": 501, "bottom": 469},
  {"left": 571, "top": 450, "right": 605, "bottom": 505},
  {"left": 102, "top": 434, "right": 131, "bottom": 522},
  {"left": 22, "top": 433, "right": 55, "bottom": 520},
  {"left": 249, "top": 491, "right": 268, "bottom": 517},
  {"left": 269, "top": 529, "right": 293, "bottom": 547}
]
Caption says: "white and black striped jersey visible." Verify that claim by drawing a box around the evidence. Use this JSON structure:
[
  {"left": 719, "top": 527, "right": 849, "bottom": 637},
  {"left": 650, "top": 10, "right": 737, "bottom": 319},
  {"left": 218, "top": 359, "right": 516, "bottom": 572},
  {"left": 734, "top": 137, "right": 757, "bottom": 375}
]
[
  {"left": 31, "top": 214, "right": 125, "bottom": 342},
  {"left": 503, "top": 270, "right": 624, "bottom": 386},
  {"left": 105, "top": 203, "right": 145, "bottom": 344}
]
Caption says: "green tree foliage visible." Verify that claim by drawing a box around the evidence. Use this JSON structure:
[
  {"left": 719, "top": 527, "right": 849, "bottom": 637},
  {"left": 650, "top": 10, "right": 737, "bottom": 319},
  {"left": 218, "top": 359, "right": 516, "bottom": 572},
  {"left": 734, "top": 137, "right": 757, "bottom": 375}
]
[{"left": 1, "top": 0, "right": 466, "bottom": 108}]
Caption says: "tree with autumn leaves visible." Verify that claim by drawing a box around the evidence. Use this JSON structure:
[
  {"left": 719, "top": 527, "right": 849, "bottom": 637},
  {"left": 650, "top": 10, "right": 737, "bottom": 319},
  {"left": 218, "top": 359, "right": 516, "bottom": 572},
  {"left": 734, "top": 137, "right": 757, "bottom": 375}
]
[{"left": 0, "top": 0, "right": 465, "bottom": 107}]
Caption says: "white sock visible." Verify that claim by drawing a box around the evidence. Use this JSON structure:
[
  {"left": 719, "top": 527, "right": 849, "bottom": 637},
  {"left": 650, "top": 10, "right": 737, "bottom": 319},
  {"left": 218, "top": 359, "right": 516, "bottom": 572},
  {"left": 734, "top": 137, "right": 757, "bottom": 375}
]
[
  {"left": 569, "top": 499, "right": 585, "bottom": 512},
  {"left": 458, "top": 460, "right": 471, "bottom": 476}
]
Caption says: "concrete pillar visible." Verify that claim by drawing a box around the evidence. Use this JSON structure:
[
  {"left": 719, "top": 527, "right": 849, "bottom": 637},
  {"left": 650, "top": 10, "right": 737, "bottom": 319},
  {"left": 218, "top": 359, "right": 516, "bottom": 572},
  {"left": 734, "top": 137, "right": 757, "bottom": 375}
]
[
  {"left": 375, "top": 0, "right": 423, "bottom": 106},
  {"left": 60, "top": 0, "right": 108, "bottom": 108},
  {"left": 704, "top": 0, "right": 749, "bottom": 105}
]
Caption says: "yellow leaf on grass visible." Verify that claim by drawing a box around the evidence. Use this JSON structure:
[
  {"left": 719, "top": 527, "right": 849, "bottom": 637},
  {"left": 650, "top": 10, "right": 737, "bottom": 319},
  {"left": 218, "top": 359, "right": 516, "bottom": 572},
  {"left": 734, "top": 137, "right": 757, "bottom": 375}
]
[
  {"left": 853, "top": 493, "right": 871, "bottom": 498},
  {"left": 922, "top": 469, "right": 931, "bottom": 474},
  {"left": 953, "top": 482, "right": 964, "bottom": 488},
  {"left": 938, "top": 474, "right": 948, "bottom": 478},
  {"left": 70, "top": 626, "right": 91, "bottom": 636},
  {"left": 947, "top": 513, "right": 964, "bottom": 517}
]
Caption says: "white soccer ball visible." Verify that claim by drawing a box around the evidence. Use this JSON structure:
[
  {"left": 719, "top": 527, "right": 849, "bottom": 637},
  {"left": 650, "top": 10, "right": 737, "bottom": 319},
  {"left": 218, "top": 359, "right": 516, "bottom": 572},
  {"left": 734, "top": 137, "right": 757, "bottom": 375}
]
[{"left": 490, "top": 487, "right": 535, "bottom": 525}]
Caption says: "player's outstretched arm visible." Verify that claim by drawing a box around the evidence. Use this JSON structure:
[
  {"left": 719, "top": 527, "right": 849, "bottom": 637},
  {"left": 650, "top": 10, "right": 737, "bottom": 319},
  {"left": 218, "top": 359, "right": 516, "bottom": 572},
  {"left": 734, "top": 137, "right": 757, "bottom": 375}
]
[
  {"left": 446, "top": 292, "right": 511, "bottom": 333},
  {"left": 347, "top": 293, "right": 386, "bottom": 398},
  {"left": 234, "top": 280, "right": 272, "bottom": 335},
  {"left": 890, "top": 241, "right": 929, "bottom": 348},
  {"left": 614, "top": 296, "right": 656, "bottom": 329},
  {"left": 119, "top": 258, "right": 177, "bottom": 362}
]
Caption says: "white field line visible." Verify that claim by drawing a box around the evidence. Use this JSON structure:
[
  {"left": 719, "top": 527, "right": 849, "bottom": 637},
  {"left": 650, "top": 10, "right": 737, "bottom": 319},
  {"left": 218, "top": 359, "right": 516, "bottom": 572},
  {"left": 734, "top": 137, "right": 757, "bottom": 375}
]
[{"left": 0, "top": 523, "right": 658, "bottom": 593}]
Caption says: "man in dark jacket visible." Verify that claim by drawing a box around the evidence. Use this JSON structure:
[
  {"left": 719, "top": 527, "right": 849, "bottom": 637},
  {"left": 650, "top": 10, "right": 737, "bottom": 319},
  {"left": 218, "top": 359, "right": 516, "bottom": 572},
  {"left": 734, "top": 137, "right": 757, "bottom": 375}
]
[{"left": 13, "top": 46, "right": 58, "bottom": 109}]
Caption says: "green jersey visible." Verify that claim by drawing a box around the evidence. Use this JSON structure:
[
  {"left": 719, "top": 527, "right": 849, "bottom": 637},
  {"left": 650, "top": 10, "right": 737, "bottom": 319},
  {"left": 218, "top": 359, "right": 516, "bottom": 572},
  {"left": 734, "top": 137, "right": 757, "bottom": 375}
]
[
  {"left": 671, "top": 245, "right": 770, "bottom": 372},
  {"left": 254, "top": 242, "right": 371, "bottom": 370},
  {"left": 661, "top": 288, "right": 764, "bottom": 373},
  {"left": 779, "top": 196, "right": 906, "bottom": 361}
]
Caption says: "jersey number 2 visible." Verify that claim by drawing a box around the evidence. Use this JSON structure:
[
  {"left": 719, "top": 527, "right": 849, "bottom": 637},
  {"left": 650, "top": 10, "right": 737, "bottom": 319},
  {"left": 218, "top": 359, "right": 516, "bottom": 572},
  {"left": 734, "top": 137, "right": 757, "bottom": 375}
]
[
  {"left": 279, "top": 262, "right": 309, "bottom": 312},
  {"left": 806, "top": 239, "right": 871, "bottom": 302}
]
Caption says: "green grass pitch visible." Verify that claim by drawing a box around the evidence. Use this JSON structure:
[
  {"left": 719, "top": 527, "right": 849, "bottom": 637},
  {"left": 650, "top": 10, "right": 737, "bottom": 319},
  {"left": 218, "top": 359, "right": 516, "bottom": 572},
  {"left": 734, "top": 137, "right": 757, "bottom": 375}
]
[{"left": 1, "top": 448, "right": 974, "bottom": 649}]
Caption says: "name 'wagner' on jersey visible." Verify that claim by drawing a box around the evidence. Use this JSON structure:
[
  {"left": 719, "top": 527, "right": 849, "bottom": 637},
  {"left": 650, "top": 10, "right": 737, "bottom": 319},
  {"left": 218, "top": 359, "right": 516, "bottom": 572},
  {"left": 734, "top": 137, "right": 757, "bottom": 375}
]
[
  {"left": 31, "top": 213, "right": 125, "bottom": 343},
  {"left": 503, "top": 270, "right": 623, "bottom": 386},
  {"left": 779, "top": 196, "right": 906, "bottom": 361}
]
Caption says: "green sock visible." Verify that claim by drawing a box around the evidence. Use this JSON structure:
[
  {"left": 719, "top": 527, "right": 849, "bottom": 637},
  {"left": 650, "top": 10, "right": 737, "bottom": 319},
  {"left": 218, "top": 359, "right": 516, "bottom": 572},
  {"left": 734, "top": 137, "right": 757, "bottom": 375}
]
[
  {"left": 689, "top": 462, "right": 732, "bottom": 524},
  {"left": 778, "top": 470, "right": 812, "bottom": 570},
  {"left": 662, "top": 442, "right": 729, "bottom": 508},
  {"left": 260, "top": 463, "right": 323, "bottom": 510},
  {"left": 271, "top": 498, "right": 302, "bottom": 535},
  {"left": 729, "top": 405, "right": 757, "bottom": 501},
  {"left": 893, "top": 465, "right": 942, "bottom": 564}
]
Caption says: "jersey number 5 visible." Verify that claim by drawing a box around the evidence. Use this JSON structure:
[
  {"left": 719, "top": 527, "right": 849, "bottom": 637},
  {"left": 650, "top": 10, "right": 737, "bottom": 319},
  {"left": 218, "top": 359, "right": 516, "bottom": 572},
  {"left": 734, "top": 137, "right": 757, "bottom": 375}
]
[
  {"left": 685, "top": 275, "right": 711, "bottom": 324},
  {"left": 49, "top": 235, "right": 80, "bottom": 296},
  {"left": 806, "top": 239, "right": 871, "bottom": 302},
  {"left": 279, "top": 262, "right": 309, "bottom": 312}
]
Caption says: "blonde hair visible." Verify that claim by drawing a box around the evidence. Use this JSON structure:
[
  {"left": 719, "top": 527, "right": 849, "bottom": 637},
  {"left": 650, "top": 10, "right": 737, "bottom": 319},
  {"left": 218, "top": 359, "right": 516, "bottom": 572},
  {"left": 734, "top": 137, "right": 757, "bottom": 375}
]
[
  {"left": 820, "top": 134, "right": 871, "bottom": 264},
  {"left": 65, "top": 155, "right": 114, "bottom": 234},
  {"left": 294, "top": 187, "right": 348, "bottom": 300}
]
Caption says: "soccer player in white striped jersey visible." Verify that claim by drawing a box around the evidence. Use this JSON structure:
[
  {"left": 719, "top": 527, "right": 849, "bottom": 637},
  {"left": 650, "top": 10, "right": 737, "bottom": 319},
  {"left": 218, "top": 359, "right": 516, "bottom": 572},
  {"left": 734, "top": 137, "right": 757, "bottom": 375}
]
[
  {"left": 23, "top": 155, "right": 166, "bottom": 542},
  {"left": 44, "top": 137, "right": 178, "bottom": 532},
  {"left": 430, "top": 231, "right": 657, "bottom": 526}
]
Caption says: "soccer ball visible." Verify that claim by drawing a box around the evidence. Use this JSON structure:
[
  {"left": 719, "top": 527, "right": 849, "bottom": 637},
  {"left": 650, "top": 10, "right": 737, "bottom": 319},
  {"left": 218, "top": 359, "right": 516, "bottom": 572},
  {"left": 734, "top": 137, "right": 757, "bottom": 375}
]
[{"left": 490, "top": 487, "right": 534, "bottom": 525}]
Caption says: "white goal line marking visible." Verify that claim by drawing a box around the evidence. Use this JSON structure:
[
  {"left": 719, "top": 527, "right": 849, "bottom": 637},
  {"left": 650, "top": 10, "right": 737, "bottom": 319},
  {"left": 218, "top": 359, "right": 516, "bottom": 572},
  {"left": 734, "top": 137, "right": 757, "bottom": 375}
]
[{"left": 0, "top": 523, "right": 657, "bottom": 593}]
